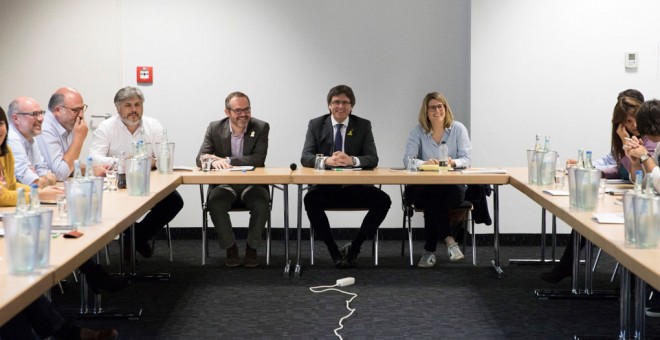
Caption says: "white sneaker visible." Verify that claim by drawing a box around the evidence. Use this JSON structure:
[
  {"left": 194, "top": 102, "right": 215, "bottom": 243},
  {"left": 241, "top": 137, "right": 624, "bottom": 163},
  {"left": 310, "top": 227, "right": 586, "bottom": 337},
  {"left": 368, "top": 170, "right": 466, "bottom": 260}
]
[
  {"left": 418, "top": 252, "right": 436, "bottom": 268},
  {"left": 447, "top": 243, "right": 464, "bottom": 262}
]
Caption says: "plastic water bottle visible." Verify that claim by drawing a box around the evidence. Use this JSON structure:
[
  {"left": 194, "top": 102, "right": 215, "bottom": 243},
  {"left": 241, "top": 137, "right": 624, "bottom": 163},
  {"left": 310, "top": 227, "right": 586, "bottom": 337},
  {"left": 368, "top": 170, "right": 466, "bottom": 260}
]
[
  {"left": 117, "top": 151, "right": 127, "bottom": 189},
  {"left": 438, "top": 141, "right": 449, "bottom": 172},
  {"left": 158, "top": 128, "right": 171, "bottom": 174},
  {"left": 16, "top": 187, "right": 28, "bottom": 215},
  {"left": 29, "top": 183, "right": 40, "bottom": 211}
]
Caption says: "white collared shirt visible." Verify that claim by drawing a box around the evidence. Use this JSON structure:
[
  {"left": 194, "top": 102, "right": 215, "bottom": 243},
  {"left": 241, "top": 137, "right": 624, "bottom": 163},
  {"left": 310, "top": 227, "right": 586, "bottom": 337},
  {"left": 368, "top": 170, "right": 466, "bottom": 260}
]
[
  {"left": 89, "top": 115, "right": 164, "bottom": 164},
  {"left": 36, "top": 110, "right": 74, "bottom": 181},
  {"left": 7, "top": 124, "right": 49, "bottom": 185}
]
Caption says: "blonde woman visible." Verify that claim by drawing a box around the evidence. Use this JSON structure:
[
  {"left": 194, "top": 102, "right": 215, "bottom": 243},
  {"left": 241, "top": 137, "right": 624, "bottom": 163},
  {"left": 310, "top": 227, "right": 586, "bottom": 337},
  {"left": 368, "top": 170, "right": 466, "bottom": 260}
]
[{"left": 403, "top": 92, "right": 472, "bottom": 267}]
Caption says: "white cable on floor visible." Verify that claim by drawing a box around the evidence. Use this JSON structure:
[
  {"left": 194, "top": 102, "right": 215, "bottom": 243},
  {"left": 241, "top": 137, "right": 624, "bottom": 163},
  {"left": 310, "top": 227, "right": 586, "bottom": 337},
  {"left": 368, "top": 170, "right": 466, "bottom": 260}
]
[{"left": 310, "top": 278, "right": 357, "bottom": 340}]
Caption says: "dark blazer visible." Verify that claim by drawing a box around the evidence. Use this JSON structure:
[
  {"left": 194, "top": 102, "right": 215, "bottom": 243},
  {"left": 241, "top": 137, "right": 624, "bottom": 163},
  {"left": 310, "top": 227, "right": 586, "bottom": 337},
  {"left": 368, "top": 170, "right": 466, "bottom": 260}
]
[
  {"left": 196, "top": 117, "right": 269, "bottom": 167},
  {"left": 301, "top": 113, "right": 379, "bottom": 168}
]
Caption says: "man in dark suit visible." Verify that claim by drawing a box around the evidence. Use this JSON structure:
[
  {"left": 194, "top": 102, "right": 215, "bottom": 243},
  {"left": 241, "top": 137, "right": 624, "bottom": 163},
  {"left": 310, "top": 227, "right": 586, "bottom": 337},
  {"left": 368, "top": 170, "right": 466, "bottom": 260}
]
[
  {"left": 301, "top": 85, "right": 391, "bottom": 268},
  {"left": 196, "top": 91, "right": 269, "bottom": 267}
]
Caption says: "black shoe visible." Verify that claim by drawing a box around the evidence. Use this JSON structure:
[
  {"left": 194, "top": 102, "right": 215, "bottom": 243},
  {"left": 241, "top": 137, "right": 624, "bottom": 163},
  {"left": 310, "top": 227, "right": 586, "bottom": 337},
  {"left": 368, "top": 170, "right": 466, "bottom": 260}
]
[
  {"left": 79, "top": 327, "right": 119, "bottom": 340},
  {"left": 136, "top": 241, "right": 153, "bottom": 259},
  {"left": 339, "top": 243, "right": 359, "bottom": 269},
  {"left": 540, "top": 267, "right": 571, "bottom": 284},
  {"left": 85, "top": 265, "right": 128, "bottom": 294},
  {"left": 646, "top": 306, "right": 660, "bottom": 318}
]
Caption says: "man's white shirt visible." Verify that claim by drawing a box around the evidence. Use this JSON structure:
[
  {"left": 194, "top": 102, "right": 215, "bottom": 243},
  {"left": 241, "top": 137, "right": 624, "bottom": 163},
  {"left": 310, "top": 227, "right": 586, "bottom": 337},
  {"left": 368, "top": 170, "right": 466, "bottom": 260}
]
[
  {"left": 7, "top": 124, "right": 49, "bottom": 184},
  {"left": 89, "top": 115, "right": 164, "bottom": 164}
]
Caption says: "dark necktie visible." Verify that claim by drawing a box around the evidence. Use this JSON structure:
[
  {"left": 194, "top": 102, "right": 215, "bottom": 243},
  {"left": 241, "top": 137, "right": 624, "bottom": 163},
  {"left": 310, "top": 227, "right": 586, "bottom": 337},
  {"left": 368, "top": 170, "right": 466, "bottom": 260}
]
[{"left": 334, "top": 123, "right": 343, "bottom": 152}]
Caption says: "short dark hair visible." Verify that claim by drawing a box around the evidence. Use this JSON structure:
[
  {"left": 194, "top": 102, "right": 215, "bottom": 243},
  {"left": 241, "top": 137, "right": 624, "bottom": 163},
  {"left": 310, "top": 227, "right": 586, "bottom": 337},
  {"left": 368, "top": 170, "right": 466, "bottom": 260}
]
[
  {"left": 0, "top": 106, "right": 9, "bottom": 156},
  {"left": 224, "top": 92, "right": 250, "bottom": 110},
  {"left": 636, "top": 100, "right": 660, "bottom": 137},
  {"left": 326, "top": 85, "right": 355, "bottom": 107},
  {"left": 48, "top": 93, "right": 65, "bottom": 112}
]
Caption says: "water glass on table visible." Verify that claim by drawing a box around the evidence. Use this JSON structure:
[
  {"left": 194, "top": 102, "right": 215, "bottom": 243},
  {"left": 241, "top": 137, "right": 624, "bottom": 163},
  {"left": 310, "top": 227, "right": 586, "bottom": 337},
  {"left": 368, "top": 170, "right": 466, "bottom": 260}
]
[
  {"left": 599, "top": 178, "right": 607, "bottom": 200},
  {"left": 406, "top": 155, "right": 418, "bottom": 173},
  {"left": 314, "top": 154, "right": 325, "bottom": 172},
  {"left": 199, "top": 155, "right": 212, "bottom": 172},
  {"left": 56, "top": 194, "right": 68, "bottom": 221},
  {"left": 106, "top": 169, "right": 118, "bottom": 191}
]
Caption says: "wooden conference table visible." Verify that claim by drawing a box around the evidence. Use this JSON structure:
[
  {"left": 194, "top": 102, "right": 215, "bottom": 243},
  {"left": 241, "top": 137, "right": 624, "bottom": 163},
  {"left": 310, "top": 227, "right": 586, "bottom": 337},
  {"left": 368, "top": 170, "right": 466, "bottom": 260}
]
[
  {"left": 507, "top": 167, "right": 660, "bottom": 338},
  {"left": 0, "top": 173, "right": 182, "bottom": 326},
  {"left": 0, "top": 166, "right": 521, "bottom": 327}
]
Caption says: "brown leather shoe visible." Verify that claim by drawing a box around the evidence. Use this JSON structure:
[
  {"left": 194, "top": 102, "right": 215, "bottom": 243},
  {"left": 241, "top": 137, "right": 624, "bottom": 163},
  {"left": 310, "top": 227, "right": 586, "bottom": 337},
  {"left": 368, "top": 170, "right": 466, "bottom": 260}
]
[
  {"left": 244, "top": 245, "right": 259, "bottom": 268},
  {"left": 80, "top": 327, "right": 118, "bottom": 340},
  {"left": 225, "top": 244, "right": 240, "bottom": 267}
]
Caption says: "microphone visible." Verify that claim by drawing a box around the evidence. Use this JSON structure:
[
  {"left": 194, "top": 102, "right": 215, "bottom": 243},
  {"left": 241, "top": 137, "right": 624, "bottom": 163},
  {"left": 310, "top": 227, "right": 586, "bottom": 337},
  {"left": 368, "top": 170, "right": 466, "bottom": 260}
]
[{"left": 290, "top": 163, "right": 297, "bottom": 171}]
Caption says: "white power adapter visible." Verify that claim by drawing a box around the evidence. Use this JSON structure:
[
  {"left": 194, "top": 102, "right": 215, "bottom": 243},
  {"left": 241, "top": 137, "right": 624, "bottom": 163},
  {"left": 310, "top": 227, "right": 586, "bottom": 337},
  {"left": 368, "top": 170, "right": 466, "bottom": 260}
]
[{"left": 336, "top": 277, "right": 355, "bottom": 287}]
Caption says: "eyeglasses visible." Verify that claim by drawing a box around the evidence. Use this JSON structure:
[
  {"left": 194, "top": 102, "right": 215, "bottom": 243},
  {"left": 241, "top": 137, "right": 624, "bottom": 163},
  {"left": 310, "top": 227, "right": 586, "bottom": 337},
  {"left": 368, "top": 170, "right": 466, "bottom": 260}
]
[
  {"left": 61, "top": 104, "right": 88, "bottom": 115},
  {"left": 427, "top": 104, "right": 444, "bottom": 112},
  {"left": 330, "top": 100, "right": 351, "bottom": 107},
  {"left": 15, "top": 110, "right": 46, "bottom": 118},
  {"left": 230, "top": 107, "right": 251, "bottom": 114}
]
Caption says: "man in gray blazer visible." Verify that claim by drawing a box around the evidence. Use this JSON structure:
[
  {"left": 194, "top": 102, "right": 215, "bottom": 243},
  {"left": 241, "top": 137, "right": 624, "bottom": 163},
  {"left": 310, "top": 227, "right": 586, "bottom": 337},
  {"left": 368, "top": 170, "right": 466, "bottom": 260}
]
[
  {"left": 301, "top": 85, "right": 391, "bottom": 268},
  {"left": 196, "top": 91, "right": 269, "bottom": 268}
]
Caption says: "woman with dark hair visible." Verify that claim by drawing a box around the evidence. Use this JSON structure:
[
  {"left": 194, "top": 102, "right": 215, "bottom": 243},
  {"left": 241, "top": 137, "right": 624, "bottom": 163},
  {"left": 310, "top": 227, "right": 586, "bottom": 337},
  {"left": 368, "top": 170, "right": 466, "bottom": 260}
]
[
  {"left": 403, "top": 92, "right": 472, "bottom": 267},
  {"left": 0, "top": 105, "right": 32, "bottom": 205},
  {"left": 541, "top": 89, "right": 655, "bottom": 283}
]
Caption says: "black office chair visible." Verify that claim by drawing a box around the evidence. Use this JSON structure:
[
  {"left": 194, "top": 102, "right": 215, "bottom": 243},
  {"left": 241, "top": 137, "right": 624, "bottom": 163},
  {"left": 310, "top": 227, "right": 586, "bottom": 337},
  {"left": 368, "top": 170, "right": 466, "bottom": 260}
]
[
  {"left": 400, "top": 184, "right": 476, "bottom": 267},
  {"left": 199, "top": 184, "right": 280, "bottom": 266}
]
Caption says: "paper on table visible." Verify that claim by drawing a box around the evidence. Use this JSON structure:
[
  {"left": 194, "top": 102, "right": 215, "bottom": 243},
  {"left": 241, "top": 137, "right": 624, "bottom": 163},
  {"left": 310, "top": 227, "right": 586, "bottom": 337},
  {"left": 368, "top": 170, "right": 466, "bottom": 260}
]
[
  {"left": 542, "top": 189, "right": 569, "bottom": 196},
  {"left": 227, "top": 166, "right": 255, "bottom": 171},
  {"left": 173, "top": 165, "right": 194, "bottom": 171},
  {"left": 606, "top": 179, "right": 631, "bottom": 184},
  {"left": 461, "top": 168, "right": 507, "bottom": 174},
  {"left": 592, "top": 213, "right": 624, "bottom": 224}
]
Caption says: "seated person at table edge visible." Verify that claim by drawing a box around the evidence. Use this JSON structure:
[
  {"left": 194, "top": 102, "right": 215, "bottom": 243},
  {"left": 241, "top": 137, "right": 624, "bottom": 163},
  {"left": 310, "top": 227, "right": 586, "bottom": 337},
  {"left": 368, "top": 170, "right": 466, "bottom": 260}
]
[
  {"left": 6, "top": 96, "right": 58, "bottom": 189},
  {"left": 301, "top": 84, "right": 391, "bottom": 268},
  {"left": 89, "top": 86, "right": 184, "bottom": 260},
  {"left": 0, "top": 296, "right": 118, "bottom": 340},
  {"left": 541, "top": 89, "right": 650, "bottom": 284},
  {"left": 37, "top": 87, "right": 91, "bottom": 181},
  {"left": 403, "top": 92, "right": 472, "bottom": 267},
  {"left": 195, "top": 91, "right": 269, "bottom": 267}
]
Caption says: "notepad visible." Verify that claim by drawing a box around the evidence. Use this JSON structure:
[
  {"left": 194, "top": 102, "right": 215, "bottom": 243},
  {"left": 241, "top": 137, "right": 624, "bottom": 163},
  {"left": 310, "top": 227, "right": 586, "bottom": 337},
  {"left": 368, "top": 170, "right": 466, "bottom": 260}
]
[
  {"left": 592, "top": 213, "right": 624, "bottom": 224},
  {"left": 228, "top": 166, "right": 255, "bottom": 171},
  {"left": 542, "top": 189, "right": 569, "bottom": 196},
  {"left": 461, "top": 168, "right": 507, "bottom": 174},
  {"left": 173, "top": 165, "right": 194, "bottom": 171}
]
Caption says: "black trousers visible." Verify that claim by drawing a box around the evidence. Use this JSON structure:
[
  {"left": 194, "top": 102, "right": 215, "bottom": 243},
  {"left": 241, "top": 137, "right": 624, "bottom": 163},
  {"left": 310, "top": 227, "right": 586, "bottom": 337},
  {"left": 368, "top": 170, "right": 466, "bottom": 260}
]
[
  {"left": 0, "top": 296, "right": 67, "bottom": 339},
  {"left": 304, "top": 185, "right": 391, "bottom": 248},
  {"left": 405, "top": 185, "right": 466, "bottom": 252},
  {"left": 124, "top": 190, "right": 184, "bottom": 243}
]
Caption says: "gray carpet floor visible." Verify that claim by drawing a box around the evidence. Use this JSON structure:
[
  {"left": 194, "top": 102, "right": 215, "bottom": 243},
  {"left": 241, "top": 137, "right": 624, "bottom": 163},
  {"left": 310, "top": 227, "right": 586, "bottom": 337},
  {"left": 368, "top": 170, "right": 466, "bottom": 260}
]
[{"left": 52, "top": 238, "right": 660, "bottom": 339}]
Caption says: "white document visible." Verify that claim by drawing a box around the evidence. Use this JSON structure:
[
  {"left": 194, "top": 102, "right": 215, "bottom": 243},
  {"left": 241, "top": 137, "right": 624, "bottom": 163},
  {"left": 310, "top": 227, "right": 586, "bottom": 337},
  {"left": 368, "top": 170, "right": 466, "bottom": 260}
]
[
  {"left": 461, "top": 168, "right": 507, "bottom": 174},
  {"left": 542, "top": 189, "right": 569, "bottom": 196},
  {"left": 592, "top": 213, "right": 624, "bottom": 224},
  {"left": 173, "top": 165, "right": 194, "bottom": 171}
]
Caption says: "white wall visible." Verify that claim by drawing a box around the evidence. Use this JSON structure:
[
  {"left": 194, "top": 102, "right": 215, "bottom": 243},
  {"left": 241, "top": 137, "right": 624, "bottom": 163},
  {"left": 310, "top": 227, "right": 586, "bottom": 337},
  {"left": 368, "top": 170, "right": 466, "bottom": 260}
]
[
  {"left": 472, "top": 0, "right": 660, "bottom": 234},
  {"left": 0, "top": 0, "right": 471, "bottom": 230}
]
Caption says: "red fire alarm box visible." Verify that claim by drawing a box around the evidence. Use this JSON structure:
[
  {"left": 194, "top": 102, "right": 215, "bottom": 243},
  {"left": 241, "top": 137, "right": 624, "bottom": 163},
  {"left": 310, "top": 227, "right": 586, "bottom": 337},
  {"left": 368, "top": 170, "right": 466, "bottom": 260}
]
[{"left": 137, "top": 66, "right": 153, "bottom": 84}]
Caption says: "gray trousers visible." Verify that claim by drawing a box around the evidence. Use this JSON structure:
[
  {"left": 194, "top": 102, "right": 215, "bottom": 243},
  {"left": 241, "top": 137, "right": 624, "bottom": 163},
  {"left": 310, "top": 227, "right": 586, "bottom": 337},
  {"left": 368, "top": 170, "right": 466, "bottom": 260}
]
[{"left": 207, "top": 184, "right": 270, "bottom": 250}]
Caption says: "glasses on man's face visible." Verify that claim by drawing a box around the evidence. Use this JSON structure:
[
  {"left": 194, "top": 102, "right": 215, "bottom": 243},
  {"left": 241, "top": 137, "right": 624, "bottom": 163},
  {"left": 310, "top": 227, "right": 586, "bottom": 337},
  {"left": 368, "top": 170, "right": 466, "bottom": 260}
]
[
  {"left": 230, "top": 107, "right": 251, "bottom": 115},
  {"left": 427, "top": 104, "right": 445, "bottom": 112},
  {"left": 330, "top": 100, "right": 351, "bottom": 107},
  {"left": 61, "top": 104, "right": 88, "bottom": 115},
  {"left": 15, "top": 110, "right": 46, "bottom": 118}
]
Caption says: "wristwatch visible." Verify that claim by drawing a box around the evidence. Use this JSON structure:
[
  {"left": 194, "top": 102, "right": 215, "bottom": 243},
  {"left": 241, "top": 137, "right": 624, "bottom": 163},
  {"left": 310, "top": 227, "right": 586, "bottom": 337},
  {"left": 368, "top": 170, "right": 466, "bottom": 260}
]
[{"left": 640, "top": 154, "right": 650, "bottom": 164}]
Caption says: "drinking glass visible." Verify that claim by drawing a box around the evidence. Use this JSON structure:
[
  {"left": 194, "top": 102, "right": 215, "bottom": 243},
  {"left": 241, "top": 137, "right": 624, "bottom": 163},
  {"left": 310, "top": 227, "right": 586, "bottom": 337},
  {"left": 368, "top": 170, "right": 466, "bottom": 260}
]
[
  {"left": 199, "top": 155, "right": 212, "bottom": 172},
  {"left": 314, "top": 154, "right": 325, "bottom": 172},
  {"left": 406, "top": 155, "right": 418, "bottom": 173},
  {"left": 598, "top": 178, "right": 608, "bottom": 200},
  {"left": 56, "top": 194, "right": 68, "bottom": 221},
  {"left": 555, "top": 167, "right": 565, "bottom": 189},
  {"left": 106, "top": 169, "right": 118, "bottom": 191}
]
